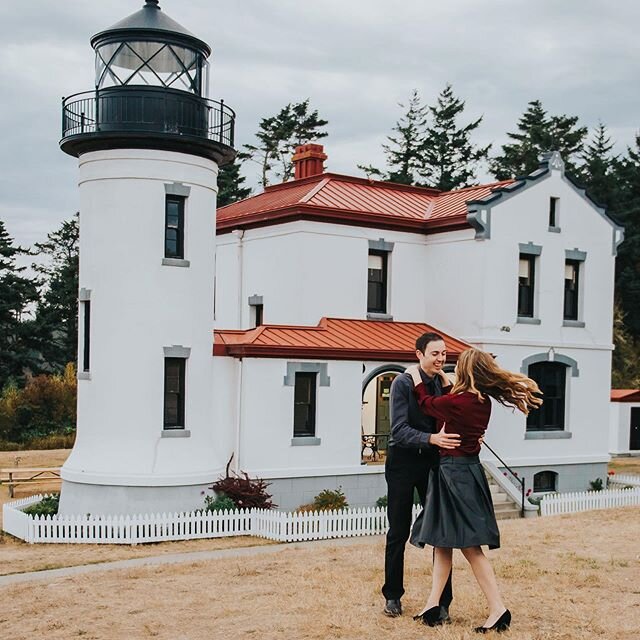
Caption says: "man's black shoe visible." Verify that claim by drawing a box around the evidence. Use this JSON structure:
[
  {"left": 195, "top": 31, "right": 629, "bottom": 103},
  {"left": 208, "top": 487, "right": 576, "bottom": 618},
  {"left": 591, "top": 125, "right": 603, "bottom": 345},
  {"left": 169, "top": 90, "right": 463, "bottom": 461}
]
[{"left": 384, "top": 599, "right": 402, "bottom": 617}]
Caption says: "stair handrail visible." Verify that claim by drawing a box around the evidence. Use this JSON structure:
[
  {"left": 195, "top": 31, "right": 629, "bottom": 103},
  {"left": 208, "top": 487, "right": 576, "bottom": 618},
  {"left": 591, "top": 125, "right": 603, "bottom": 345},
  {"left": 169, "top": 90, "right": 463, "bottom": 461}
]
[{"left": 482, "top": 442, "right": 527, "bottom": 517}]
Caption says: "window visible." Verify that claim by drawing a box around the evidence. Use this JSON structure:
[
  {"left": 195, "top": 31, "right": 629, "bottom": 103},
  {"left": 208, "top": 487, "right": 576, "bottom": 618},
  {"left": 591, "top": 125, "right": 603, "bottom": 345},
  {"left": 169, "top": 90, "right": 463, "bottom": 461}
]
[
  {"left": 526, "top": 362, "right": 566, "bottom": 431},
  {"left": 564, "top": 260, "right": 580, "bottom": 321},
  {"left": 518, "top": 254, "right": 536, "bottom": 317},
  {"left": 367, "top": 251, "right": 387, "bottom": 314},
  {"left": 293, "top": 372, "right": 316, "bottom": 437},
  {"left": 248, "top": 296, "right": 264, "bottom": 328},
  {"left": 165, "top": 195, "right": 185, "bottom": 259},
  {"left": 164, "top": 358, "right": 186, "bottom": 429},
  {"left": 549, "top": 197, "right": 559, "bottom": 228},
  {"left": 533, "top": 470, "right": 557, "bottom": 493},
  {"left": 82, "top": 301, "right": 91, "bottom": 372}
]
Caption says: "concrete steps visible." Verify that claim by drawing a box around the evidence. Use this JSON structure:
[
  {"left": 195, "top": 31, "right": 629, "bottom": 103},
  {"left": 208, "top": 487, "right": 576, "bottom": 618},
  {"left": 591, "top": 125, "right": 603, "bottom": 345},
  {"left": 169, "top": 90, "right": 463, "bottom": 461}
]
[{"left": 487, "top": 475, "right": 521, "bottom": 520}]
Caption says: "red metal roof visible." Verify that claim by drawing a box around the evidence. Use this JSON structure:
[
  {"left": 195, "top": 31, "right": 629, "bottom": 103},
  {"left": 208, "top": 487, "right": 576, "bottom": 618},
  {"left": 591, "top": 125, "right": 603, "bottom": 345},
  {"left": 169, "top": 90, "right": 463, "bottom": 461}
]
[
  {"left": 213, "top": 317, "right": 472, "bottom": 361},
  {"left": 217, "top": 173, "right": 514, "bottom": 234},
  {"left": 611, "top": 389, "right": 640, "bottom": 402},
  {"left": 429, "top": 182, "right": 513, "bottom": 220}
]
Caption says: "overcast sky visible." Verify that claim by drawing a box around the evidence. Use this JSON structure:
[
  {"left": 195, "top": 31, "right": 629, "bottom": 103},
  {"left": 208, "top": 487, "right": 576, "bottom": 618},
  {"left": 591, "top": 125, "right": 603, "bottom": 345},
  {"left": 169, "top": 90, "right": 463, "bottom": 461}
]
[{"left": 1, "top": 0, "right": 639, "bottom": 250}]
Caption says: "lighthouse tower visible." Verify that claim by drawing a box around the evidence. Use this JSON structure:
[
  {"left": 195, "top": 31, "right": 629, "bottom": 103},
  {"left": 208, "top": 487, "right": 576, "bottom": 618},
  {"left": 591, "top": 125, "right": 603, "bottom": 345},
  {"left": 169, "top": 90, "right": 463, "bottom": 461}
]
[{"left": 59, "top": 1, "right": 236, "bottom": 515}]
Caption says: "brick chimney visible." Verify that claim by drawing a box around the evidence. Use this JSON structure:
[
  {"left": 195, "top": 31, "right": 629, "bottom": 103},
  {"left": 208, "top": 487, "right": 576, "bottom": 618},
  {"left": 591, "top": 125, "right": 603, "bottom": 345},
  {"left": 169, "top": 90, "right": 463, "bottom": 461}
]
[{"left": 292, "top": 144, "right": 327, "bottom": 180}]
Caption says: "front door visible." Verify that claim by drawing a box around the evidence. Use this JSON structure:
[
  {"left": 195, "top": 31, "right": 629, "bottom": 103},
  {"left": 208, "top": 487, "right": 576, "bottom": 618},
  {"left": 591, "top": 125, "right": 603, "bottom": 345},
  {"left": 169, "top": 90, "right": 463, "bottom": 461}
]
[{"left": 630, "top": 408, "right": 640, "bottom": 450}]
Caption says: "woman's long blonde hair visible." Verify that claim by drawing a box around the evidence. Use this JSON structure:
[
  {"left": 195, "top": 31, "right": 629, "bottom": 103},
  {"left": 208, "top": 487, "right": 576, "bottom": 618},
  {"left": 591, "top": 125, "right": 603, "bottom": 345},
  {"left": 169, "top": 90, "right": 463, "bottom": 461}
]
[{"left": 451, "top": 349, "right": 543, "bottom": 415}]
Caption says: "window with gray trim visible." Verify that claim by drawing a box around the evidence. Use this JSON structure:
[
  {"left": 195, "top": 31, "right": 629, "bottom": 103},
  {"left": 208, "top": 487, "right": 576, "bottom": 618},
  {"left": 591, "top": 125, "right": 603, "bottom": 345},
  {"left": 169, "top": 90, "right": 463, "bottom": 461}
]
[
  {"left": 293, "top": 372, "right": 317, "bottom": 437},
  {"left": 248, "top": 295, "right": 264, "bottom": 327},
  {"left": 164, "top": 358, "right": 186, "bottom": 429},
  {"left": 165, "top": 195, "right": 185, "bottom": 259},
  {"left": 526, "top": 362, "right": 566, "bottom": 431},
  {"left": 367, "top": 250, "right": 388, "bottom": 314},
  {"left": 563, "top": 259, "right": 580, "bottom": 321},
  {"left": 549, "top": 197, "right": 559, "bottom": 228},
  {"left": 518, "top": 254, "right": 536, "bottom": 317}
]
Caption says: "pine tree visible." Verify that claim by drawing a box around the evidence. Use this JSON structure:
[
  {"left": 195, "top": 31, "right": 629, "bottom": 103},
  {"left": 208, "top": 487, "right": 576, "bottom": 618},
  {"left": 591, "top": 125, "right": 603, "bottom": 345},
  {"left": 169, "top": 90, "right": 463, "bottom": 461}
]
[
  {"left": 0, "top": 220, "right": 40, "bottom": 389},
  {"left": 358, "top": 89, "right": 428, "bottom": 185},
  {"left": 32, "top": 214, "right": 79, "bottom": 373},
  {"left": 418, "top": 84, "right": 491, "bottom": 191},
  {"left": 244, "top": 99, "right": 328, "bottom": 186},
  {"left": 243, "top": 114, "right": 282, "bottom": 188},
  {"left": 578, "top": 122, "right": 619, "bottom": 209},
  {"left": 612, "top": 301, "right": 640, "bottom": 388},
  {"left": 491, "top": 100, "right": 588, "bottom": 179},
  {"left": 612, "top": 134, "right": 640, "bottom": 338},
  {"left": 217, "top": 157, "right": 252, "bottom": 207}
]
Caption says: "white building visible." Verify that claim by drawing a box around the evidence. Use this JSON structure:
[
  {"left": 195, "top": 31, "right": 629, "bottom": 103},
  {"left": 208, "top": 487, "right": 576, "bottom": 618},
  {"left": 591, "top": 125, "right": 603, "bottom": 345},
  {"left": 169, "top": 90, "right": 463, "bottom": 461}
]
[
  {"left": 213, "top": 145, "right": 624, "bottom": 509},
  {"left": 58, "top": 2, "right": 624, "bottom": 516},
  {"left": 610, "top": 390, "right": 640, "bottom": 456}
]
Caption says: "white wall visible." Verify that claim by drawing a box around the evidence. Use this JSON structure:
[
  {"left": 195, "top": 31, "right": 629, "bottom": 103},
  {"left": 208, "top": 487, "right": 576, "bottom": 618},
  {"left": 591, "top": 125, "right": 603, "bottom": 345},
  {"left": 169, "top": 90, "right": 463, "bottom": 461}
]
[
  {"left": 210, "top": 357, "right": 414, "bottom": 480},
  {"left": 215, "top": 222, "right": 432, "bottom": 328},
  {"left": 479, "top": 172, "right": 615, "bottom": 346},
  {"left": 64, "top": 149, "right": 224, "bottom": 489},
  {"left": 610, "top": 402, "right": 639, "bottom": 455}
]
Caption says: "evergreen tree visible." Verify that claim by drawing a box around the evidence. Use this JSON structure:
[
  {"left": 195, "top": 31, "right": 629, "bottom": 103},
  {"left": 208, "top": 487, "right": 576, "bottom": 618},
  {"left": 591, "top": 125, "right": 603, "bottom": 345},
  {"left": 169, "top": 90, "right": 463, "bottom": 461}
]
[
  {"left": 217, "top": 156, "right": 252, "bottom": 207},
  {"left": 32, "top": 214, "right": 79, "bottom": 373},
  {"left": 418, "top": 84, "right": 491, "bottom": 191},
  {"left": 244, "top": 99, "right": 328, "bottom": 186},
  {"left": 578, "top": 122, "right": 619, "bottom": 209},
  {"left": 0, "top": 220, "right": 39, "bottom": 389},
  {"left": 612, "top": 301, "right": 640, "bottom": 388},
  {"left": 491, "top": 100, "right": 588, "bottom": 179},
  {"left": 358, "top": 89, "right": 428, "bottom": 185},
  {"left": 612, "top": 134, "right": 640, "bottom": 338}
]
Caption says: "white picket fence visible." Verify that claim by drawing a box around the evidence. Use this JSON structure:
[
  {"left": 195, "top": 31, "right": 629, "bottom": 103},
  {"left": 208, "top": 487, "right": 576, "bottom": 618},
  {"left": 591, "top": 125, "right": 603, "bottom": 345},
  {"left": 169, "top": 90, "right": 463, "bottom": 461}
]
[
  {"left": 608, "top": 473, "right": 640, "bottom": 487},
  {"left": 2, "top": 495, "right": 421, "bottom": 545},
  {"left": 540, "top": 487, "right": 640, "bottom": 516}
]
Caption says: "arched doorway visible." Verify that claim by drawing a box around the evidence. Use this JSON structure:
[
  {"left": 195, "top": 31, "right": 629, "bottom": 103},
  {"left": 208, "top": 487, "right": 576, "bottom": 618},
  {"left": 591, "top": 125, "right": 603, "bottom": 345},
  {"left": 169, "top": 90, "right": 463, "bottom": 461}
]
[{"left": 361, "top": 366, "right": 404, "bottom": 464}]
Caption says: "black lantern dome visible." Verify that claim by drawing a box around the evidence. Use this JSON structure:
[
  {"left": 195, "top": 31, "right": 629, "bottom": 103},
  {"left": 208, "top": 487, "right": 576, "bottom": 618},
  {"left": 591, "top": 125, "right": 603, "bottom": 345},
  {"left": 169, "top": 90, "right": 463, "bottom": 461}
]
[{"left": 60, "top": 0, "right": 235, "bottom": 164}]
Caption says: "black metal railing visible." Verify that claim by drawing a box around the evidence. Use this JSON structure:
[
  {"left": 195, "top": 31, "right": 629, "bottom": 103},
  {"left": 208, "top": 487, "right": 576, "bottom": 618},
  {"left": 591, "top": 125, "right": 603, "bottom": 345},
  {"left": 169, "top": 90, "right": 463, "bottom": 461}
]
[
  {"left": 482, "top": 442, "right": 526, "bottom": 517},
  {"left": 61, "top": 87, "right": 235, "bottom": 148}
]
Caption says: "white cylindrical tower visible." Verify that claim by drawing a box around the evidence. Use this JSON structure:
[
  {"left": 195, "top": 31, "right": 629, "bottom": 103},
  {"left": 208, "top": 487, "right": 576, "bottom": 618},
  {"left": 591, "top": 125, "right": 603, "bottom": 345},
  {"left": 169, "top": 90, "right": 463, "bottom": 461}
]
[{"left": 58, "top": 0, "right": 236, "bottom": 515}]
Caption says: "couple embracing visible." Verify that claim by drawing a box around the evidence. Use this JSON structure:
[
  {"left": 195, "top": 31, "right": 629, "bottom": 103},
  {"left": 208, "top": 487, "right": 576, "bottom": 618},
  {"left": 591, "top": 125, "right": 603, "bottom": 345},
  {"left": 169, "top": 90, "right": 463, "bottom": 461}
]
[{"left": 382, "top": 333, "right": 541, "bottom": 633}]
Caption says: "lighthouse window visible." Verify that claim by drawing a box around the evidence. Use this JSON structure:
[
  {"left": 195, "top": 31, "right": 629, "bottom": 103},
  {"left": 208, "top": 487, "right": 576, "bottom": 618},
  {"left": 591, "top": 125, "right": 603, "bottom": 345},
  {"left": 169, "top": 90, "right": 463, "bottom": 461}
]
[
  {"left": 165, "top": 196, "right": 185, "bottom": 259},
  {"left": 95, "top": 41, "right": 203, "bottom": 95},
  {"left": 82, "top": 301, "right": 91, "bottom": 372},
  {"left": 164, "top": 358, "right": 186, "bottom": 429}
]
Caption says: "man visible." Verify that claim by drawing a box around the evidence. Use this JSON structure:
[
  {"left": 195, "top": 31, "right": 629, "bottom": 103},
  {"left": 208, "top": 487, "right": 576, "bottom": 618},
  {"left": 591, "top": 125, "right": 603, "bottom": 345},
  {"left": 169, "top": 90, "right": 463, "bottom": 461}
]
[{"left": 382, "top": 332, "right": 460, "bottom": 619}]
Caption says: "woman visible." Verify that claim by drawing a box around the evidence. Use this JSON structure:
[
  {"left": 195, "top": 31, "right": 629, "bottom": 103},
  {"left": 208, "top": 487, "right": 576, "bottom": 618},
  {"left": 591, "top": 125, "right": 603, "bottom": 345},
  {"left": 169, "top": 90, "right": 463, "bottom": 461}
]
[{"left": 406, "top": 348, "right": 541, "bottom": 633}]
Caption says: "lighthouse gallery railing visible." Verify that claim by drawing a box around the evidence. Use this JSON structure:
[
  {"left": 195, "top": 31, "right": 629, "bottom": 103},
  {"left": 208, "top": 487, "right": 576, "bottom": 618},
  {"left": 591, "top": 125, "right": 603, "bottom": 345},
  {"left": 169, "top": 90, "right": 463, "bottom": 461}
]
[{"left": 61, "top": 87, "right": 235, "bottom": 148}]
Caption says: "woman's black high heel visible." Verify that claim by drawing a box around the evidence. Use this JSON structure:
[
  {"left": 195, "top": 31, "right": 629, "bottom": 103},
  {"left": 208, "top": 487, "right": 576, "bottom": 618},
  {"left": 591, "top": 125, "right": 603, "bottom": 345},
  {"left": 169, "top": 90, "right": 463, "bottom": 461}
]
[
  {"left": 474, "top": 609, "right": 511, "bottom": 633},
  {"left": 413, "top": 606, "right": 444, "bottom": 627}
]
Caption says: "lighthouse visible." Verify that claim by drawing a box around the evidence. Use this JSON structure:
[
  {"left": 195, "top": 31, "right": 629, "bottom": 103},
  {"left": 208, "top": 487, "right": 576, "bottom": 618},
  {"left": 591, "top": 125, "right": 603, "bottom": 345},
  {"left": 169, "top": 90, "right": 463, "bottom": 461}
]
[{"left": 59, "top": 1, "right": 236, "bottom": 515}]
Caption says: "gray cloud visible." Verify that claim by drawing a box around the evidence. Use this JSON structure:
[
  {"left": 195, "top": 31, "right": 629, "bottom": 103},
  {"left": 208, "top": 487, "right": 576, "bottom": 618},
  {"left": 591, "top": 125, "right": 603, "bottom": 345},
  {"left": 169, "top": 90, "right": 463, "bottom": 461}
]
[{"left": 1, "top": 0, "right": 638, "bottom": 248}]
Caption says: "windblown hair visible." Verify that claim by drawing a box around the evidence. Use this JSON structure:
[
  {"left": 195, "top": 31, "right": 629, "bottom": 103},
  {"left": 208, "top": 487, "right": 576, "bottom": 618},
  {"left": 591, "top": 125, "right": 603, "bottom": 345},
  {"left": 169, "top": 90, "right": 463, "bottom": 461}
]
[{"left": 451, "top": 349, "right": 543, "bottom": 415}]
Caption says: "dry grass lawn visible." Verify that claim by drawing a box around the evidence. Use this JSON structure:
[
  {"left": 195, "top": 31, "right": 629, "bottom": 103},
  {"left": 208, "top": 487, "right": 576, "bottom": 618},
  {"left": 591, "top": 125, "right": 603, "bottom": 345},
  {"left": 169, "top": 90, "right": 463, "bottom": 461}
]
[
  {"left": 0, "top": 507, "right": 638, "bottom": 640},
  {"left": 609, "top": 455, "right": 640, "bottom": 475}
]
